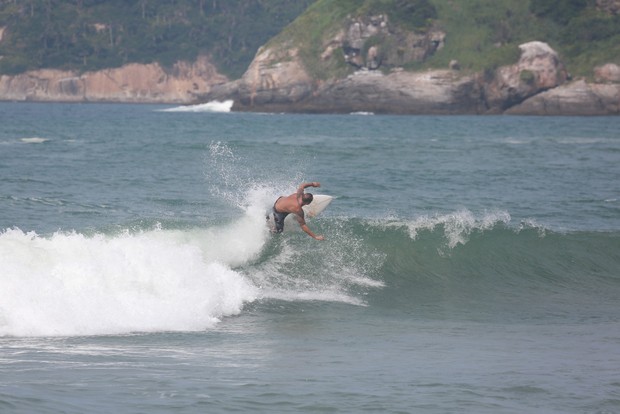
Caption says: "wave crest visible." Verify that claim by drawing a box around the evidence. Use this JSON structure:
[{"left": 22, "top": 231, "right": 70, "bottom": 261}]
[{"left": 382, "top": 209, "right": 512, "bottom": 249}]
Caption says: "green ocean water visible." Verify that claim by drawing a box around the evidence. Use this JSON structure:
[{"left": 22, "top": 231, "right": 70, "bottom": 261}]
[{"left": 1, "top": 102, "right": 619, "bottom": 413}]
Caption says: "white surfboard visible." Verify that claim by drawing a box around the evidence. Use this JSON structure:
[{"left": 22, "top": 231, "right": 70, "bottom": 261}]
[{"left": 267, "top": 194, "right": 333, "bottom": 232}]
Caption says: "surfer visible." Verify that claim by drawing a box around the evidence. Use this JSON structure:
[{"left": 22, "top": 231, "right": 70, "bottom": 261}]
[{"left": 272, "top": 182, "right": 324, "bottom": 240}]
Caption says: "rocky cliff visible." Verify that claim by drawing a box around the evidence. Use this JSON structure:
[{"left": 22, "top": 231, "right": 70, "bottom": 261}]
[
  {"left": 201, "top": 5, "right": 620, "bottom": 116},
  {"left": 2, "top": 1, "right": 619, "bottom": 115},
  {"left": 0, "top": 56, "right": 227, "bottom": 103}
]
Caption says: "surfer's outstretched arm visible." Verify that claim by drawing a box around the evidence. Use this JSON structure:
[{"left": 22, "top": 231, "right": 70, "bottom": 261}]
[
  {"left": 296, "top": 214, "right": 324, "bottom": 241},
  {"left": 297, "top": 181, "right": 320, "bottom": 196},
  {"left": 301, "top": 224, "right": 325, "bottom": 241}
]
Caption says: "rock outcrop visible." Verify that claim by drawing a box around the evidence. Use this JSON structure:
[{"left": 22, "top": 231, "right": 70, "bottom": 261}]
[
  {"left": 205, "top": 13, "right": 459, "bottom": 113},
  {"left": 0, "top": 56, "right": 227, "bottom": 103},
  {"left": 482, "top": 41, "right": 568, "bottom": 112},
  {"left": 506, "top": 80, "right": 620, "bottom": 115},
  {"left": 205, "top": 39, "right": 605, "bottom": 115},
  {"left": 2, "top": 25, "right": 618, "bottom": 115},
  {"left": 294, "top": 69, "right": 482, "bottom": 114},
  {"left": 333, "top": 15, "right": 445, "bottom": 71},
  {"left": 205, "top": 41, "right": 313, "bottom": 110},
  {"left": 235, "top": 45, "right": 314, "bottom": 107}
]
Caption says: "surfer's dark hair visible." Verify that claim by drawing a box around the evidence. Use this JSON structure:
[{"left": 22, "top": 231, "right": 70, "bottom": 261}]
[{"left": 302, "top": 193, "right": 313, "bottom": 204}]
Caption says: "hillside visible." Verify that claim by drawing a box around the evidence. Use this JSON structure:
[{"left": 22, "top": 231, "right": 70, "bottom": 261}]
[
  {"left": 201, "top": 0, "right": 620, "bottom": 114},
  {"left": 425, "top": 0, "right": 620, "bottom": 77},
  {"left": 0, "top": 0, "right": 313, "bottom": 78},
  {"left": 1, "top": 0, "right": 619, "bottom": 112},
  {"left": 268, "top": 0, "right": 620, "bottom": 80}
]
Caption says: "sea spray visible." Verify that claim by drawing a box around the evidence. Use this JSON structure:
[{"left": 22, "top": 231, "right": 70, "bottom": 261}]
[
  {"left": 204, "top": 141, "right": 308, "bottom": 210},
  {"left": 382, "top": 209, "right": 512, "bottom": 250},
  {"left": 202, "top": 142, "right": 386, "bottom": 305},
  {"left": 204, "top": 142, "right": 387, "bottom": 305},
  {"left": 249, "top": 217, "right": 385, "bottom": 306}
]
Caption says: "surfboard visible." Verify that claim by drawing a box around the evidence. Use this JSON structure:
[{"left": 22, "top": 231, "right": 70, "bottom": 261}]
[{"left": 267, "top": 194, "right": 333, "bottom": 232}]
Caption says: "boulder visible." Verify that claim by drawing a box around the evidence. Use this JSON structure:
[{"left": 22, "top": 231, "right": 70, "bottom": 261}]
[{"left": 483, "top": 41, "right": 568, "bottom": 112}]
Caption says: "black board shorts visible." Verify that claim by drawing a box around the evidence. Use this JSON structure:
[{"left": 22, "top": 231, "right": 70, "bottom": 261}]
[{"left": 272, "top": 207, "right": 289, "bottom": 233}]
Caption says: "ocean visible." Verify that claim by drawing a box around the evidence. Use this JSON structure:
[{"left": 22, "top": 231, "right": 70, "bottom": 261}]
[{"left": 1, "top": 101, "right": 619, "bottom": 413}]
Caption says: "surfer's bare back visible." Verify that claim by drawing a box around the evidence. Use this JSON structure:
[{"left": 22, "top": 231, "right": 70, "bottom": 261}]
[{"left": 272, "top": 182, "right": 324, "bottom": 240}]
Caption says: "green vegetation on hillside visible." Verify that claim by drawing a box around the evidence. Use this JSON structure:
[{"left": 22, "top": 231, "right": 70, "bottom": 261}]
[
  {"left": 270, "top": 0, "right": 437, "bottom": 80},
  {"left": 273, "top": 0, "right": 620, "bottom": 80},
  {"left": 1, "top": 0, "right": 618, "bottom": 80},
  {"left": 531, "top": 0, "right": 620, "bottom": 76},
  {"left": 0, "top": 0, "right": 313, "bottom": 77},
  {"left": 358, "top": 0, "right": 437, "bottom": 30},
  {"left": 409, "top": 0, "right": 620, "bottom": 76},
  {"left": 424, "top": 0, "right": 538, "bottom": 73}
]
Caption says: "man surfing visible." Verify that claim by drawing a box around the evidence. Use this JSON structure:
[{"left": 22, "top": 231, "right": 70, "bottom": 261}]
[{"left": 271, "top": 181, "right": 324, "bottom": 240}]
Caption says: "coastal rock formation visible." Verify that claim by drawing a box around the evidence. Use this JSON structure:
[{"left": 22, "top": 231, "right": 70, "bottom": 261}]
[
  {"left": 205, "top": 42, "right": 313, "bottom": 109},
  {"left": 2, "top": 34, "right": 618, "bottom": 115},
  {"left": 506, "top": 80, "right": 620, "bottom": 115},
  {"left": 0, "top": 56, "right": 227, "bottom": 103},
  {"left": 296, "top": 69, "right": 482, "bottom": 114},
  {"left": 235, "top": 45, "right": 313, "bottom": 107},
  {"left": 207, "top": 40, "right": 581, "bottom": 114},
  {"left": 483, "top": 41, "right": 568, "bottom": 112},
  {"left": 205, "top": 12, "right": 452, "bottom": 113}
]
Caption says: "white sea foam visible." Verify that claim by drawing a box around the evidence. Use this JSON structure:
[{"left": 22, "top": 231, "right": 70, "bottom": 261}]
[
  {"left": 161, "top": 100, "right": 234, "bottom": 113},
  {"left": 20, "top": 137, "right": 50, "bottom": 144},
  {"left": 0, "top": 224, "right": 262, "bottom": 337}
]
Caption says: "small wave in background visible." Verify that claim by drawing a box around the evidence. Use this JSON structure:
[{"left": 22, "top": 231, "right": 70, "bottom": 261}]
[{"left": 160, "top": 100, "right": 234, "bottom": 113}]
